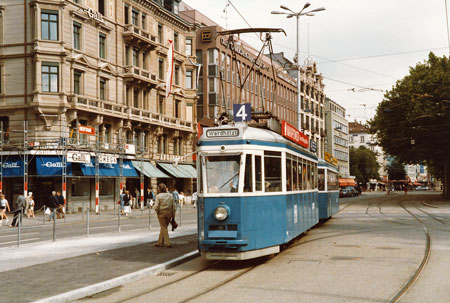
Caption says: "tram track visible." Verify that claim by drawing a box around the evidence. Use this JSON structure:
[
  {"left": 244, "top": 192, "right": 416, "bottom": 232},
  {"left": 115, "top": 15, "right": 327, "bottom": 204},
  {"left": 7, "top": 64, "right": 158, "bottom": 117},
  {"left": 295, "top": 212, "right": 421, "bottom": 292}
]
[{"left": 388, "top": 202, "right": 432, "bottom": 303}]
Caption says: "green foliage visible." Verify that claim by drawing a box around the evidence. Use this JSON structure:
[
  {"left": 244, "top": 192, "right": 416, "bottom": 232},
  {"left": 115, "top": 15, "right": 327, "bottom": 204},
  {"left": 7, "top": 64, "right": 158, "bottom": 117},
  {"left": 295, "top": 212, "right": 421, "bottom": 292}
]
[
  {"left": 370, "top": 52, "right": 450, "bottom": 197},
  {"left": 349, "top": 146, "right": 380, "bottom": 185},
  {"left": 386, "top": 157, "right": 406, "bottom": 180}
]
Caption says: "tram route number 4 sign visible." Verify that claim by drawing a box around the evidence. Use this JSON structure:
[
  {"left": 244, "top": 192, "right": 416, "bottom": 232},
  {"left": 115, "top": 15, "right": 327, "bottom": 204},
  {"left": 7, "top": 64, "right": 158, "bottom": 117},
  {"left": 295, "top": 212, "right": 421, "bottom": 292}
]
[{"left": 233, "top": 104, "right": 251, "bottom": 122}]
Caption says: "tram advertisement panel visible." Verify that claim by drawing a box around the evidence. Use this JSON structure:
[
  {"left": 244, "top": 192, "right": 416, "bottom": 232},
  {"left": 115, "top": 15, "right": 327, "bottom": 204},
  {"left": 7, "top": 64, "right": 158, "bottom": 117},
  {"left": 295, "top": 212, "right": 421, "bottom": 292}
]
[{"left": 281, "top": 120, "right": 309, "bottom": 148}]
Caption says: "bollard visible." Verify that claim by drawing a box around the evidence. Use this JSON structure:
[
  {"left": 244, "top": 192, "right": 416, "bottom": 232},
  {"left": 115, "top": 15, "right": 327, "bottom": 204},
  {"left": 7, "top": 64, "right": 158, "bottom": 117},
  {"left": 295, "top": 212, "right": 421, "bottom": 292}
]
[
  {"left": 82, "top": 201, "right": 85, "bottom": 221},
  {"left": 179, "top": 203, "right": 182, "bottom": 227},
  {"left": 118, "top": 203, "right": 121, "bottom": 233},
  {"left": 148, "top": 205, "right": 152, "bottom": 230},
  {"left": 17, "top": 211, "right": 22, "bottom": 247},
  {"left": 52, "top": 209, "right": 56, "bottom": 242},
  {"left": 86, "top": 206, "right": 90, "bottom": 237}
]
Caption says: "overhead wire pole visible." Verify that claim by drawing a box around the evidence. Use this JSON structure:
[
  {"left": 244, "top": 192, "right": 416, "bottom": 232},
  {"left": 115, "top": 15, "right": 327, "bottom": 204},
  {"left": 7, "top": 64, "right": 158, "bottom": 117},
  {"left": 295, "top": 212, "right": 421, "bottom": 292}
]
[
  {"left": 23, "top": 121, "right": 28, "bottom": 199},
  {"left": 61, "top": 115, "right": 67, "bottom": 220},
  {"left": 0, "top": 121, "right": 3, "bottom": 193},
  {"left": 95, "top": 125, "right": 100, "bottom": 216}
]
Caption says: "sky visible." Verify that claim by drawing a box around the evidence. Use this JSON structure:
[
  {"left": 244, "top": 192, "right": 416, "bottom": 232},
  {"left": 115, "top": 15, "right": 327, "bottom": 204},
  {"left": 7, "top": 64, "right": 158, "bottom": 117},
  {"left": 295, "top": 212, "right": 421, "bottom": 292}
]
[{"left": 182, "top": 0, "right": 450, "bottom": 123}]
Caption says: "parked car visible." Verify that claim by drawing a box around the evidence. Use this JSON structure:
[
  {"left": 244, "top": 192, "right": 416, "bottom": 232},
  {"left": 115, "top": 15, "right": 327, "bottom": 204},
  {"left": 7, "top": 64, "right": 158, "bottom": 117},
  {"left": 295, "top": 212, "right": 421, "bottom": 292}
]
[
  {"left": 340, "top": 186, "right": 358, "bottom": 198},
  {"left": 415, "top": 186, "right": 429, "bottom": 191}
]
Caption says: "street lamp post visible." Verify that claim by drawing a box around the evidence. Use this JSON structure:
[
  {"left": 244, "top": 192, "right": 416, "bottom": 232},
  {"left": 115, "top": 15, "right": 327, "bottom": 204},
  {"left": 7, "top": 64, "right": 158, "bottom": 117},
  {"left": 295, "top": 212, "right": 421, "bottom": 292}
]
[{"left": 272, "top": 3, "right": 325, "bottom": 131}]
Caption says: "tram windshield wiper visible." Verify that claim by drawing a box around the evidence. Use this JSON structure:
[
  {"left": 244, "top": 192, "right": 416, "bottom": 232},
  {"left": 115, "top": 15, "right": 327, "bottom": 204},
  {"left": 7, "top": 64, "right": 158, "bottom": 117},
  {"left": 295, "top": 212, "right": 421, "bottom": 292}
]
[{"left": 219, "top": 172, "right": 239, "bottom": 190}]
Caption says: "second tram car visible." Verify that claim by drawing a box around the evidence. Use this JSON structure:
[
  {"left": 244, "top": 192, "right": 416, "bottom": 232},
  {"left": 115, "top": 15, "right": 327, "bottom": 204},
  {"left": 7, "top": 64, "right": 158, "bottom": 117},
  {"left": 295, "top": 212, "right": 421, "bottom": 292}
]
[
  {"left": 318, "top": 160, "right": 340, "bottom": 220},
  {"left": 197, "top": 123, "right": 320, "bottom": 260}
]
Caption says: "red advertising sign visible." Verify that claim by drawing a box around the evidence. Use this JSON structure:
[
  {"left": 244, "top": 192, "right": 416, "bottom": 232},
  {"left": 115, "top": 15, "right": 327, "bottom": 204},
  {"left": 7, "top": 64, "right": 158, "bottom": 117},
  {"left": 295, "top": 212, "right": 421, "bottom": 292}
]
[
  {"left": 281, "top": 120, "right": 309, "bottom": 148},
  {"left": 79, "top": 125, "right": 95, "bottom": 135}
]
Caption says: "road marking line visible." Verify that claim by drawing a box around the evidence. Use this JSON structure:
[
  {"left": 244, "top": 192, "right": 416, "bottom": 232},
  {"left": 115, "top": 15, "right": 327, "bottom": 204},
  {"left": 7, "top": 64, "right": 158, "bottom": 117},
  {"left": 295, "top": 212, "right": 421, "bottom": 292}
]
[
  {"left": 0, "top": 238, "right": 41, "bottom": 245},
  {"left": 89, "top": 224, "right": 132, "bottom": 230},
  {"left": 0, "top": 232, "right": 39, "bottom": 238}
]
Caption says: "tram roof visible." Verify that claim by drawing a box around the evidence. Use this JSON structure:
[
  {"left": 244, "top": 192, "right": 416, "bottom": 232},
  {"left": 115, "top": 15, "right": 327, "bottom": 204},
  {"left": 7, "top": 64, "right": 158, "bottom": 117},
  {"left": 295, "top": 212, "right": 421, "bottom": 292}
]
[{"left": 199, "top": 123, "right": 317, "bottom": 159}]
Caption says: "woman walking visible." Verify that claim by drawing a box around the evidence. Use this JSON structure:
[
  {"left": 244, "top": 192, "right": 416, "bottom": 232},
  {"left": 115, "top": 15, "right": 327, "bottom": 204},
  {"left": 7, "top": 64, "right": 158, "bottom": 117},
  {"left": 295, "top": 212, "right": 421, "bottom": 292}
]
[{"left": 0, "top": 193, "right": 11, "bottom": 225}]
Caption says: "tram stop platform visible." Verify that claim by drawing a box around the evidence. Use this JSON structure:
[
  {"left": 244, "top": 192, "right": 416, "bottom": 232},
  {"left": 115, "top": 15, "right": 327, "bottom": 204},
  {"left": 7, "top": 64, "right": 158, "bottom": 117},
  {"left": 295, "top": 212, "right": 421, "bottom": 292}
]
[{"left": 0, "top": 225, "right": 199, "bottom": 303}]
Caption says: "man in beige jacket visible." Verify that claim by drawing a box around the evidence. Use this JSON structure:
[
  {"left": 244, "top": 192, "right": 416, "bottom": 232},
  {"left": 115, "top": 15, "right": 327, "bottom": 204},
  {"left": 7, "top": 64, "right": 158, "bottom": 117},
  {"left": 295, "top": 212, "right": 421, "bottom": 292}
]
[{"left": 153, "top": 183, "right": 176, "bottom": 248}]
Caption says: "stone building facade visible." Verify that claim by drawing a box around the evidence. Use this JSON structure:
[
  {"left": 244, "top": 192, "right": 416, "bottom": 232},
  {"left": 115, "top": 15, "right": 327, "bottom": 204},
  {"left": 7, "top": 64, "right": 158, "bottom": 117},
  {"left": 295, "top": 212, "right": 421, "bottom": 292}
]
[{"left": 0, "top": 0, "right": 197, "bottom": 211}]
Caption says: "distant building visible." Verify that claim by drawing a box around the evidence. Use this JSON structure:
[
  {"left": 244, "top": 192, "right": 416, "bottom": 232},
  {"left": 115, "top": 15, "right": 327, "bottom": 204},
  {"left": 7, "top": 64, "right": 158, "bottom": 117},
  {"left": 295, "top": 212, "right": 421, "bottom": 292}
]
[
  {"left": 324, "top": 98, "right": 349, "bottom": 177},
  {"left": 349, "top": 121, "right": 388, "bottom": 184}
]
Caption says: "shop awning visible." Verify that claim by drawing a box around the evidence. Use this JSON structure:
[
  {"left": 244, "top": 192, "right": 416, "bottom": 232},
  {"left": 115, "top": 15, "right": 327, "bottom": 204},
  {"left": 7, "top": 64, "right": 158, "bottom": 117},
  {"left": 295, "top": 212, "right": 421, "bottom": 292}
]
[
  {"left": 339, "top": 178, "right": 356, "bottom": 187},
  {"left": 157, "top": 162, "right": 197, "bottom": 179},
  {"left": 79, "top": 159, "right": 138, "bottom": 177},
  {"left": 132, "top": 161, "right": 169, "bottom": 178},
  {"left": 36, "top": 156, "right": 72, "bottom": 176},
  {"left": 1, "top": 156, "right": 24, "bottom": 177}
]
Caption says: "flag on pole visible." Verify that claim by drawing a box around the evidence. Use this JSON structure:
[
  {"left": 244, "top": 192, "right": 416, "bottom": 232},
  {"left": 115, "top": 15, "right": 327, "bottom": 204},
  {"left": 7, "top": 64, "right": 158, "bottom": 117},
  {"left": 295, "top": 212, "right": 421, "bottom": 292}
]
[{"left": 165, "top": 39, "right": 174, "bottom": 98}]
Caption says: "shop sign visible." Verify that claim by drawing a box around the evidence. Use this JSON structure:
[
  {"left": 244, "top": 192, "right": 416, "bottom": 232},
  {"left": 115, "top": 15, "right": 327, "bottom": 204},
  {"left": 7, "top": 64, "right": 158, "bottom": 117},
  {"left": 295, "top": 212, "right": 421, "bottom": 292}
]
[
  {"left": 67, "top": 151, "right": 91, "bottom": 163},
  {"left": 98, "top": 154, "right": 117, "bottom": 164},
  {"left": 201, "top": 30, "right": 212, "bottom": 42},
  {"left": 281, "top": 120, "right": 308, "bottom": 148},
  {"left": 85, "top": 8, "right": 105, "bottom": 23},
  {"left": 310, "top": 140, "right": 317, "bottom": 153},
  {"left": 79, "top": 125, "right": 95, "bottom": 135},
  {"left": 125, "top": 144, "right": 135, "bottom": 154}
]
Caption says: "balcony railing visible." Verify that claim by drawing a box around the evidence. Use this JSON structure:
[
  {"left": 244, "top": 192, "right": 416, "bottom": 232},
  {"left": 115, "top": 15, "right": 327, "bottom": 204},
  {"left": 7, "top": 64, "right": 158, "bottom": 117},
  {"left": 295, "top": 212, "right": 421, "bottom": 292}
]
[
  {"left": 69, "top": 95, "right": 125, "bottom": 116},
  {"left": 123, "top": 24, "right": 158, "bottom": 50},
  {"left": 123, "top": 66, "right": 157, "bottom": 86}
]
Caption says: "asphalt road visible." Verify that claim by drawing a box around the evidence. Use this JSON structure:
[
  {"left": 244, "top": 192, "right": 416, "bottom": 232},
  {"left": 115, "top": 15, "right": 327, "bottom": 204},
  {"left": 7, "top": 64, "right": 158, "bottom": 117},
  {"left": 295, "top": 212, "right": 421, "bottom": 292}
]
[{"left": 80, "top": 191, "right": 450, "bottom": 303}]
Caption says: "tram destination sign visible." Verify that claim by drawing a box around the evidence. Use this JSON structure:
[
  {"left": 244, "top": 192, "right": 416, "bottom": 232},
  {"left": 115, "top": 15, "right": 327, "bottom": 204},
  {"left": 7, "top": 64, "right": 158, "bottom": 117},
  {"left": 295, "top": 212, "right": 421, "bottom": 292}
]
[
  {"left": 206, "top": 128, "right": 239, "bottom": 138},
  {"left": 281, "top": 120, "right": 309, "bottom": 148}
]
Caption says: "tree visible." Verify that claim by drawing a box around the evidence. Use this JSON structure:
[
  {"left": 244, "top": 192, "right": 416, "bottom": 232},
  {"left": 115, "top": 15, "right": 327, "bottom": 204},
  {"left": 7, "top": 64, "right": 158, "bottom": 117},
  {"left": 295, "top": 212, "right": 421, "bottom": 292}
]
[
  {"left": 370, "top": 53, "right": 450, "bottom": 198},
  {"left": 349, "top": 146, "right": 380, "bottom": 186},
  {"left": 386, "top": 157, "right": 406, "bottom": 180}
]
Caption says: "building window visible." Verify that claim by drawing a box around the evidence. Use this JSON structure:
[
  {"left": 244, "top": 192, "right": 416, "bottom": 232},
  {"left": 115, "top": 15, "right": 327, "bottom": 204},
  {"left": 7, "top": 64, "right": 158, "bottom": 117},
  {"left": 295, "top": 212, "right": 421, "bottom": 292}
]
[
  {"left": 73, "top": 21, "right": 81, "bottom": 50},
  {"left": 104, "top": 124, "right": 111, "bottom": 144},
  {"left": 132, "top": 8, "right": 139, "bottom": 26},
  {"left": 186, "top": 38, "right": 192, "bottom": 56},
  {"left": 0, "top": 66, "right": 2, "bottom": 94},
  {"left": 174, "top": 65, "right": 179, "bottom": 85},
  {"left": 142, "top": 51, "right": 147, "bottom": 70},
  {"left": 141, "top": 13, "right": 146, "bottom": 30},
  {"left": 74, "top": 70, "right": 82, "bottom": 95},
  {"left": 98, "top": 0, "right": 105, "bottom": 15},
  {"left": 41, "top": 11, "right": 58, "bottom": 41},
  {"left": 99, "top": 33, "right": 106, "bottom": 59},
  {"left": 158, "top": 59, "right": 164, "bottom": 80},
  {"left": 133, "top": 89, "right": 139, "bottom": 107},
  {"left": 360, "top": 136, "right": 365, "bottom": 143},
  {"left": 42, "top": 63, "right": 58, "bottom": 92},
  {"left": 124, "top": 4, "right": 129, "bottom": 24},
  {"left": 158, "top": 23, "right": 163, "bottom": 43},
  {"left": 133, "top": 48, "right": 139, "bottom": 67},
  {"left": 186, "top": 70, "right": 193, "bottom": 89},
  {"left": 158, "top": 95, "right": 165, "bottom": 115},
  {"left": 99, "top": 77, "right": 107, "bottom": 100},
  {"left": 174, "top": 32, "right": 179, "bottom": 51}
]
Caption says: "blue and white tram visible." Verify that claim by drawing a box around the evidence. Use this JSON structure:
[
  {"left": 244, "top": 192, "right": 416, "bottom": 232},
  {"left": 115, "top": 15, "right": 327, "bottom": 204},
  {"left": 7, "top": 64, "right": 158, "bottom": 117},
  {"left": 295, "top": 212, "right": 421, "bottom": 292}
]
[
  {"left": 317, "top": 160, "right": 340, "bottom": 220},
  {"left": 197, "top": 123, "right": 319, "bottom": 260}
]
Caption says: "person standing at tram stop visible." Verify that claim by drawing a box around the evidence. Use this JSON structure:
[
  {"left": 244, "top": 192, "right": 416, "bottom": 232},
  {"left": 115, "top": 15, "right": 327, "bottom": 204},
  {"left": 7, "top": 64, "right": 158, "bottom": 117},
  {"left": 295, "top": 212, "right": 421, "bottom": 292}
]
[
  {"left": 172, "top": 188, "right": 180, "bottom": 206},
  {"left": 404, "top": 184, "right": 408, "bottom": 195},
  {"left": 154, "top": 183, "right": 177, "bottom": 248},
  {"left": 56, "top": 191, "right": 65, "bottom": 219},
  {"left": 10, "top": 192, "right": 26, "bottom": 227},
  {"left": 46, "top": 191, "right": 58, "bottom": 221},
  {"left": 26, "top": 192, "right": 35, "bottom": 218}
]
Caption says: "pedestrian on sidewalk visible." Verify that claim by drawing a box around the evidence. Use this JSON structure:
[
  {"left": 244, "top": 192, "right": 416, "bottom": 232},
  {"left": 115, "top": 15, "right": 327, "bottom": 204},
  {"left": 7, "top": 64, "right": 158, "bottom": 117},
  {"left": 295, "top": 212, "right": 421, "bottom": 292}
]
[
  {"left": 404, "top": 184, "right": 408, "bottom": 195},
  {"left": 123, "top": 190, "right": 131, "bottom": 216},
  {"left": 192, "top": 191, "right": 198, "bottom": 208},
  {"left": 26, "top": 192, "right": 35, "bottom": 218},
  {"left": 0, "top": 193, "right": 11, "bottom": 225},
  {"left": 154, "top": 183, "right": 176, "bottom": 248},
  {"left": 172, "top": 188, "right": 180, "bottom": 206},
  {"left": 10, "top": 192, "right": 26, "bottom": 227},
  {"left": 119, "top": 189, "right": 126, "bottom": 215},
  {"left": 56, "top": 191, "right": 65, "bottom": 219},
  {"left": 45, "top": 191, "right": 58, "bottom": 221}
]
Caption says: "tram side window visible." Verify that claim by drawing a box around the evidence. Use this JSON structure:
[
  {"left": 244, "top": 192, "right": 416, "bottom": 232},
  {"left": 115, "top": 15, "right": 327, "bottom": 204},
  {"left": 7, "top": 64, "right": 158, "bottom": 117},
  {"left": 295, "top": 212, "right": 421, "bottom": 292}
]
[
  {"left": 327, "top": 171, "right": 339, "bottom": 190},
  {"left": 293, "top": 157, "right": 298, "bottom": 191},
  {"left": 286, "top": 155, "right": 292, "bottom": 191},
  {"left": 300, "top": 159, "right": 305, "bottom": 190},
  {"left": 244, "top": 154, "right": 252, "bottom": 192},
  {"left": 313, "top": 163, "right": 317, "bottom": 189},
  {"left": 264, "top": 151, "right": 281, "bottom": 192},
  {"left": 298, "top": 159, "right": 303, "bottom": 190},
  {"left": 255, "top": 155, "right": 262, "bottom": 191},
  {"left": 318, "top": 168, "right": 325, "bottom": 191},
  {"left": 306, "top": 161, "right": 311, "bottom": 190}
]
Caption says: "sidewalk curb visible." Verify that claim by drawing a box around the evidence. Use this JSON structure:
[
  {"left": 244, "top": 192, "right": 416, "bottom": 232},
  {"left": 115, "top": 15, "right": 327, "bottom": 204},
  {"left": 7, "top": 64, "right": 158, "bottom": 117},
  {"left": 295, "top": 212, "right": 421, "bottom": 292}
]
[{"left": 33, "top": 250, "right": 200, "bottom": 303}]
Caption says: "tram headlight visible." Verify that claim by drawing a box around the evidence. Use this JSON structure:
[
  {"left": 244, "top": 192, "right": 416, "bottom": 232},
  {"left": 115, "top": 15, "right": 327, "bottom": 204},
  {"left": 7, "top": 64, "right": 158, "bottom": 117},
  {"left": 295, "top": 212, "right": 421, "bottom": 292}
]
[{"left": 214, "top": 205, "right": 230, "bottom": 221}]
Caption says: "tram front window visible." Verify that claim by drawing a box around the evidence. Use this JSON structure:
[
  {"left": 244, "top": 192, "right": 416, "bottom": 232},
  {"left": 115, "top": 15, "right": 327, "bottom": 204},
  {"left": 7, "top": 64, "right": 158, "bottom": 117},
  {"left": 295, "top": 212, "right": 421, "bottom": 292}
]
[{"left": 204, "top": 155, "right": 240, "bottom": 193}]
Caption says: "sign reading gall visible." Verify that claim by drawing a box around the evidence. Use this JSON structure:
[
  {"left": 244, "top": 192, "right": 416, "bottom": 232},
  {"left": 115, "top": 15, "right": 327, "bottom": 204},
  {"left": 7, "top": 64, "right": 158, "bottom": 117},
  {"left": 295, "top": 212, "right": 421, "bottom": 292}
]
[{"left": 281, "top": 120, "right": 309, "bottom": 148}]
